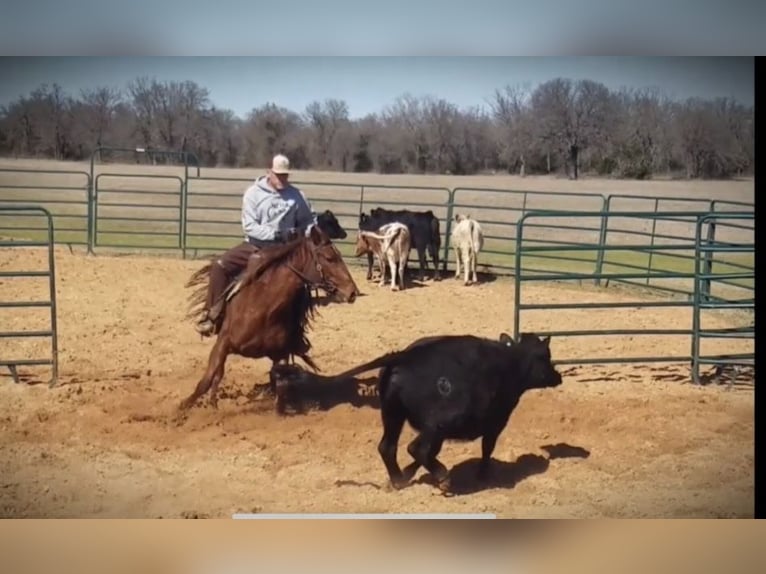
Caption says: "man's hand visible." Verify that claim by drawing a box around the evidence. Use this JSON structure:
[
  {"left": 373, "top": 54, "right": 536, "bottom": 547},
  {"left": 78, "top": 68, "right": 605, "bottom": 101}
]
[{"left": 285, "top": 227, "right": 300, "bottom": 241}]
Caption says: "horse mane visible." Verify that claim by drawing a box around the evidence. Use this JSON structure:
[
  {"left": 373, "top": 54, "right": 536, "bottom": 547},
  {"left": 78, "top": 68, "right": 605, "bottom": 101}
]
[{"left": 184, "top": 238, "right": 310, "bottom": 322}]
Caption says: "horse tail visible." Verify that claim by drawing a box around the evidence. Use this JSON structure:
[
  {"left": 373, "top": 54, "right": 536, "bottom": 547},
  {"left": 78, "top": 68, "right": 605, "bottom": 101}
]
[{"left": 184, "top": 255, "right": 217, "bottom": 321}]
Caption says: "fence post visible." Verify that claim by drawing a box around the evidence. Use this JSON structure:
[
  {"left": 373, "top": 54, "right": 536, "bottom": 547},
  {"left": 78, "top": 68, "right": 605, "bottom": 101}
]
[
  {"left": 701, "top": 204, "right": 718, "bottom": 304},
  {"left": 181, "top": 162, "right": 188, "bottom": 259},
  {"left": 86, "top": 174, "right": 95, "bottom": 255},
  {"left": 442, "top": 188, "right": 456, "bottom": 273},
  {"left": 691, "top": 214, "right": 705, "bottom": 384},
  {"left": 513, "top": 212, "right": 528, "bottom": 342},
  {"left": 593, "top": 194, "right": 610, "bottom": 286},
  {"left": 645, "top": 198, "right": 660, "bottom": 285}
]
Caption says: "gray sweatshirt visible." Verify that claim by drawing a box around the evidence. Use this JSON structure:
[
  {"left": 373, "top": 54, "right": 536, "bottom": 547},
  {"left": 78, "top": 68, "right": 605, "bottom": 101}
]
[{"left": 241, "top": 175, "right": 317, "bottom": 241}]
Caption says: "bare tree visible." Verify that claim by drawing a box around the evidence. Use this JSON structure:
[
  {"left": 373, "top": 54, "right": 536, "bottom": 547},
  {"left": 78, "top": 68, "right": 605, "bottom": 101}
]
[
  {"left": 421, "top": 96, "right": 459, "bottom": 173},
  {"left": 531, "top": 78, "right": 614, "bottom": 179},
  {"left": 672, "top": 97, "right": 750, "bottom": 179},
  {"left": 127, "top": 76, "right": 156, "bottom": 151},
  {"left": 242, "top": 103, "right": 305, "bottom": 167},
  {"left": 196, "top": 106, "right": 241, "bottom": 166},
  {"left": 17, "top": 83, "right": 75, "bottom": 160},
  {"left": 380, "top": 94, "right": 429, "bottom": 173},
  {"left": 0, "top": 76, "right": 754, "bottom": 180},
  {"left": 304, "top": 98, "right": 351, "bottom": 170},
  {"left": 79, "top": 86, "right": 123, "bottom": 148},
  {"left": 489, "top": 84, "right": 536, "bottom": 175},
  {"left": 0, "top": 98, "right": 40, "bottom": 156}
]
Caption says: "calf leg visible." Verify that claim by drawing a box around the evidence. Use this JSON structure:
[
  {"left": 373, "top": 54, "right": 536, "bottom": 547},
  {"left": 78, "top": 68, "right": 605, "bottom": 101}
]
[
  {"left": 366, "top": 252, "right": 374, "bottom": 280},
  {"left": 453, "top": 247, "right": 461, "bottom": 280},
  {"left": 387, "top": 252, "right": 400, "bottom": 291},
  {"left": 478, "top": 428, "right": 502, "bottom": 481},
  {"left": 471, "top": 248, "right": 479, "bottom": 284},
  {"left": 416, "top": 246, "right": 428, "bottom": 282},
  {"left": 463, "top": 247, "right": 471, "bottom": 285},
  {"left": 378, "top": 253, "right": 388, "bottom": 287},
  {"left": 398, "top": 434, "right": 426, "bottom": 481},
  {"left": 377, "top": 403, "right": 408, "bottom": 489},
  {"left": 428, "top": 242, "right": 441, "bottom": 280},
  {"left": 409, "top": 429, "right": 449, "bottom": 491},
  {"left": 397, "top": 256, "right": 406, "bottom": 290}
]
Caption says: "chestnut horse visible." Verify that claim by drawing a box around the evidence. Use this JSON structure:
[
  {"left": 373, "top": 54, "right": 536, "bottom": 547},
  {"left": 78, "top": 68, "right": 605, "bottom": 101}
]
[{"left": 179, "top": 225, "right": 360, "bottom": 411}]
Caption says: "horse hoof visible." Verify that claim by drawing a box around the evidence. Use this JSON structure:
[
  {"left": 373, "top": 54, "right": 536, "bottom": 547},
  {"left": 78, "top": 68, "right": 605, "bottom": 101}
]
[
  {"left": 177, "top": 399, "right": 192, "bottom": 411},
  {"left": 387, "top": 479, "right": 409, "bottom": 491},
  {"left": 436, "top": 476, "right": 451, "bottom": 493}
]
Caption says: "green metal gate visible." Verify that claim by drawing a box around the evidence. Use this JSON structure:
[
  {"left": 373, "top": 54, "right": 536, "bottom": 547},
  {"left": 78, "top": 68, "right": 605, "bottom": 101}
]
[
  {"left": 0, "top": 205, "right": 59, "bottom": 387},
  {"left": 92, "top": 173, "right": 185, "bottom": 251},
  {"left": 448, "top": 187, "right": 607, "bottom": 276},
  {"left": 0, "top": 168, "right": 91, "bottom": 248},
  {"left": 513, "top": 209, "right": 754, "bottom": 384},
  {"left": 691, "top": 212, "right": 754, "bottom": 384}
]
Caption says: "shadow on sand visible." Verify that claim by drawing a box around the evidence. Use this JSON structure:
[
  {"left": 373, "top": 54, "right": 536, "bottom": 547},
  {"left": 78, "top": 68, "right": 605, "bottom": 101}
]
[
  {"left": 335, "top": 443, "right": 590, "bottom": 496},
  {"left": 270, "top": 364, "right": 380, "bottom": 414},
  {"left": 410, "top": 442, "right": 590, "bottom": 496}
]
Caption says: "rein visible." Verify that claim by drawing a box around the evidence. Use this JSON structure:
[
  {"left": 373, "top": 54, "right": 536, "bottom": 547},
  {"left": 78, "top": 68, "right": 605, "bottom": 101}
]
[{"left": 285, "top": 239, "right": 336, "bottom": 294}]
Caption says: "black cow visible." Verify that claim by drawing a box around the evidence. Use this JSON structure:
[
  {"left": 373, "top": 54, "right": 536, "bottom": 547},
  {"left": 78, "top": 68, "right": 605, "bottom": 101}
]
[
  {"left": 316, "top": 209, "right": 347, "bottom": 240},
  {"left": 283, "top": 332, "right": 563, "bottom": 492},
  {"left": 359, "top": 207, "right": 441, "bottom": 282}
]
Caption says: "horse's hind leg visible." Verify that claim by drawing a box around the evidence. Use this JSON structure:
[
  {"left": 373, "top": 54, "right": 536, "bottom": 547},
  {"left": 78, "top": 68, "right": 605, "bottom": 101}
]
[{"left": 179, "top": 337, "right": 230, "bottom": 411}]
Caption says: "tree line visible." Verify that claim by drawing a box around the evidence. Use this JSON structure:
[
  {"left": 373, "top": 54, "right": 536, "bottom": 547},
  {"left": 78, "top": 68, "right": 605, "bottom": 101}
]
[{"left": 0, "top": 76, "right": 753, "bottom": 180}]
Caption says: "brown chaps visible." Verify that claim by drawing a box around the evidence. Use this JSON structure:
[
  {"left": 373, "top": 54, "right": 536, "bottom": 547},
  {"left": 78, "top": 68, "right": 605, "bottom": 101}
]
[{"left": 204, "top": 241, "right": 259, "bottom": 320}]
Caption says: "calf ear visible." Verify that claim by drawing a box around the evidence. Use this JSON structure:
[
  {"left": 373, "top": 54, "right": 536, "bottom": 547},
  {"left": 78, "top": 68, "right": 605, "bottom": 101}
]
[{"left": 499, "top": 332, "right": 514, "bottom": 346}]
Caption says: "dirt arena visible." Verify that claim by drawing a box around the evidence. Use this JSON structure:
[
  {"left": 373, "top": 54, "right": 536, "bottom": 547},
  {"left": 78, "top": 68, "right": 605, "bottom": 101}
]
[{"left": 0, "top": 244, "right": 754, "bottom": 518}]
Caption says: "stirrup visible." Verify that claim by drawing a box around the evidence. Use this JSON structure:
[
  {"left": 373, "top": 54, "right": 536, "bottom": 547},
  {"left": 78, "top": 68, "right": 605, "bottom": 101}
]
[{"left": 195, "top": 318, "right": 215, "bottom": 336}]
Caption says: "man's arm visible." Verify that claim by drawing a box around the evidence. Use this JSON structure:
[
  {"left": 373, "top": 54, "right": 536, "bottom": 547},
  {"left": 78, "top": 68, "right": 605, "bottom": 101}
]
[
  {"left": 295, "top": 188, "right": 319, "bottom": 236},
  {"left": 241, "top": 188, "right": 278, "bottom": 240}
]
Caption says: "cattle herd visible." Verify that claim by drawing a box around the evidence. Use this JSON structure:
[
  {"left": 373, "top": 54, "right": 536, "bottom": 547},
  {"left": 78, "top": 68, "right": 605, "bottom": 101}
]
[
  {"left": 183, "top": 206, "right": 565, "bottom": 495},
  {"left": 355, "top": 207, "right": 484, "bottom": 288}
]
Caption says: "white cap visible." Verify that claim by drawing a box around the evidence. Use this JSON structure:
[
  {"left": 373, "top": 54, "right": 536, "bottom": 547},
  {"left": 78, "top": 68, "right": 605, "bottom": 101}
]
[{"left": 271, "top": 154, "right": 290, "bottom": 174}]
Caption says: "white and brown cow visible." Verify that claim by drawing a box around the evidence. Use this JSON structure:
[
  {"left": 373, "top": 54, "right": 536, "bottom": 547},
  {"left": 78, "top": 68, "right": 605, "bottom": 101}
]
[
  {"left": 355, "top": 222, "right": 411, "bottom": 291},
  {"left": 450, "top": 214, "right": 484, "bottom": 285}
]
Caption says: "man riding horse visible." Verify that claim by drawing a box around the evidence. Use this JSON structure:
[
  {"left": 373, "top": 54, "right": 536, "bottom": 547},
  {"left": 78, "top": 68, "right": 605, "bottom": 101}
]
[{"left": 195, "top": 154, "right": 318, "bottom": 337}]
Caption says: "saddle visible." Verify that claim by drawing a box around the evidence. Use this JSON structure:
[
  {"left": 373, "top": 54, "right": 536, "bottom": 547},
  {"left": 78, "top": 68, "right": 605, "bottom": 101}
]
[
  {"left": 207, "top": 248, "right": 267, "bottom": 327},
  {"left": 206, "top": 235, "right": 303, "bottom": 332}
]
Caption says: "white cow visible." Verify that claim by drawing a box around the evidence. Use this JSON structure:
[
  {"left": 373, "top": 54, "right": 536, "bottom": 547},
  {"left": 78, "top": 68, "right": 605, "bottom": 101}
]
[
  {"left": 450, "top": 214, "right": 484, "bottom": 285},
  {"left": 355, "top": 222, "right": 411, "bottom": 291}
]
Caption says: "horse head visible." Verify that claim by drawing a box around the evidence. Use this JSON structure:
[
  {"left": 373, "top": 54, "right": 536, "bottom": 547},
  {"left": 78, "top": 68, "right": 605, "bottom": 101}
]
[{"left": 299, "top": 225, "right": 360, "bottom": 303}]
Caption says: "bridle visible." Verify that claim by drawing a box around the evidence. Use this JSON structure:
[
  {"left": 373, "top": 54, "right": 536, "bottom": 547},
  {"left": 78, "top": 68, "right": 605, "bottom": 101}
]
[{"left": 285, "top": 237, "right": 340, "bottom": 295}]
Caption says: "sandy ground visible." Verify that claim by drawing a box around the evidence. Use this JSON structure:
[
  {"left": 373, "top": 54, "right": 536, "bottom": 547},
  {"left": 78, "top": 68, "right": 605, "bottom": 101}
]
[{"left": 0, "top": 245, "right": 754, "bottom": 518}]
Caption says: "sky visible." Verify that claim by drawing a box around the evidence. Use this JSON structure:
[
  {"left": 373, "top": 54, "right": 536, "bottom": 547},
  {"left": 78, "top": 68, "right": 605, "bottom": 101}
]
[
  {"left": 0, "top": 57, "right": 754, "bottom": 119},
  {"left": 1, "top": 0, "right": 764, "bottom": 56}
]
